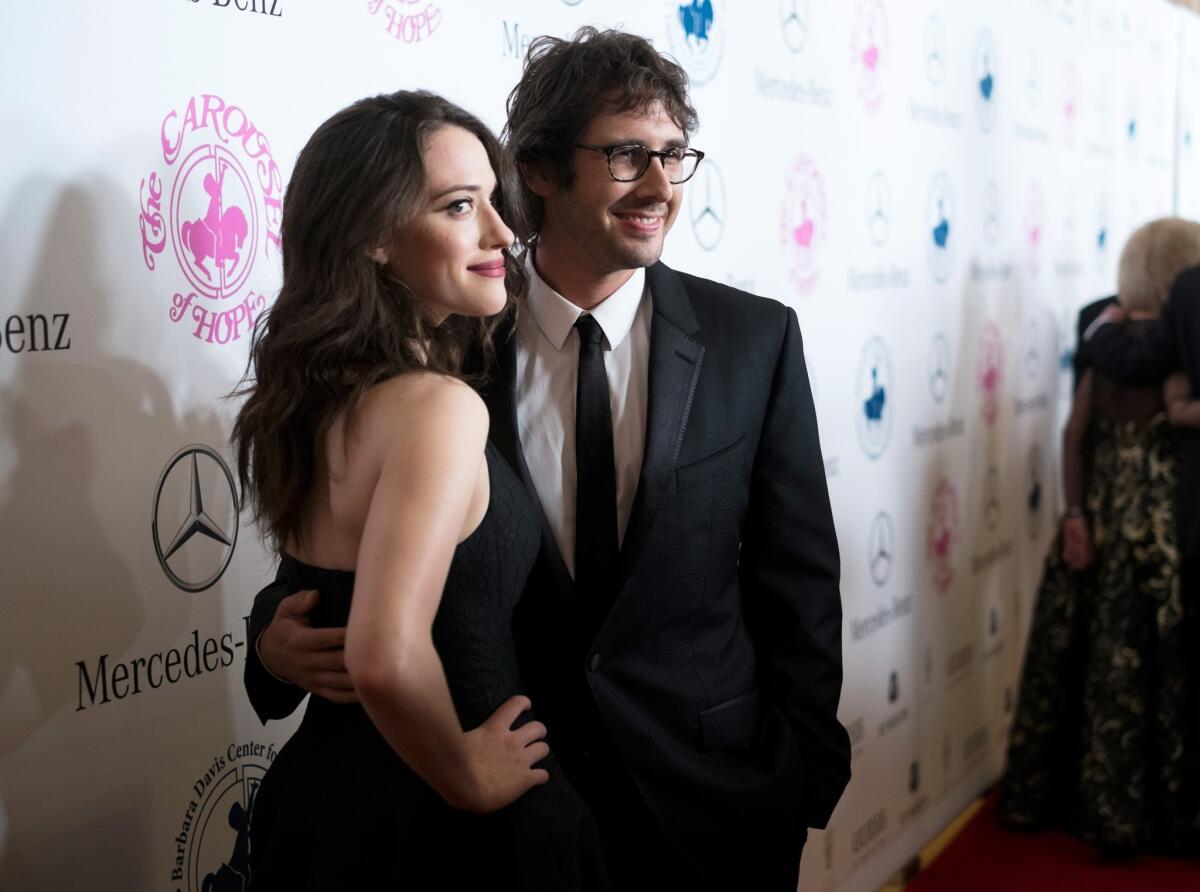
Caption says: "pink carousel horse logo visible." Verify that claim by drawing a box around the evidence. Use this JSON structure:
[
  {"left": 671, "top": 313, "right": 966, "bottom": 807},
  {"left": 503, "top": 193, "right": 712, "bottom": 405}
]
[
  {"left": 850, "top": 0, "right": 889, "bottom": 112},
  {"left": 926, "top": 479, "right": 959, "bottom": 593},
  {"left": 181, "top": 169, "right": 249, "bottom": 288},
  {"left": 1025, "top": 181, "right": 1045, "bottom": 277},
  {"left": 138, "top": 94, "right": 282, "bottom": 346},
  {"left": 780, "top": 155, "right": 827, "bottom": 296},
  {"left": 976, "top": 321, "right": 1005, "bottom": 426}
]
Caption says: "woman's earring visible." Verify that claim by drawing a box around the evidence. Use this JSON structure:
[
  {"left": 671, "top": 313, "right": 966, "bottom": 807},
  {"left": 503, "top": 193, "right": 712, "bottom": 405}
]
[{"left": 369, "top": 247, "right": 389, "bottom": 265}]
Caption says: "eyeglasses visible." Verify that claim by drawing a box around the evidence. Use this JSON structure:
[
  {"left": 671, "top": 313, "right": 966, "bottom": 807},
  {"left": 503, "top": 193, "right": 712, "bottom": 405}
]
[{"left": 574, "top": 143, "right": 705, "bottom": 184}]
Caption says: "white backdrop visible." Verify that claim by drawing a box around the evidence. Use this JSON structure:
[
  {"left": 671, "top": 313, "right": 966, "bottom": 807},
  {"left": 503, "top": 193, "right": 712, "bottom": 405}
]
[{"left": 0, "top": 2, "right": 1195, "bottom": 890}]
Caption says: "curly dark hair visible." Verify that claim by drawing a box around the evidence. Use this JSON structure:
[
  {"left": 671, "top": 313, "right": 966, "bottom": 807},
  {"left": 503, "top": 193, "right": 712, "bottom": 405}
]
[
  {"left": 231, "top": 90, "right": 527, "bottom": 549},
  {"left": 503, "top": 26, "right": 699, "bottom": 240}
]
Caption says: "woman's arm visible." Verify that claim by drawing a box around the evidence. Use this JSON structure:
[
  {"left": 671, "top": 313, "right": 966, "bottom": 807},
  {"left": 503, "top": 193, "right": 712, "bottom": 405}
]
[
  {"left": 1061, "top": 370, "right": 1094, "bottom": 570},
  {"left": 1164, "top": 372, "right": 1200, "bottom": 428},
  {"left": 344, "top": 376, "right": 548, "bottom": 813}
]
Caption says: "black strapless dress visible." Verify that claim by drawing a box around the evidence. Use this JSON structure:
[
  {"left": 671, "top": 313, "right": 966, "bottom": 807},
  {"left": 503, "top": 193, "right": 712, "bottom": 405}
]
[{"left": 249, "top": 443, "right": 608, "bottom": 890}]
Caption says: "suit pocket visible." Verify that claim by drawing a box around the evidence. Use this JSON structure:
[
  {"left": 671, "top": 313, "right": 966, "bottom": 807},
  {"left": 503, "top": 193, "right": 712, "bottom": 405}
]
[
  {"left": 698, "top": 687, "right": 760, "bottom": 751},
  {"left": 676, "top": 433, "right": 747, "bottom": 492}
]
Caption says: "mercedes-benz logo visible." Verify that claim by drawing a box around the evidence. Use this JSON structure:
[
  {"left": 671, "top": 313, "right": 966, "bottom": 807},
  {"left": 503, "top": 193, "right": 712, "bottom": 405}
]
[
  {"left": 1023, "top": 318, "right": 1040, "bottom": 381},
  {"left": 1024, "top": 48, "right": 1040, "bottom": 109},
  {"left": 983, "top": 180, "right": 1002, "bottom": 246},
  {"left": 928, "top": 333, "right": 951, "bottom": 404},
  {"left": 689, "top": 160, "right": 725, "bottom": 251},
  {"left": 152, "top": 444, "right": 240, "bottom": 593},
  {"left": 779, "top": 0, "right": 810, "bottom": 53},
  {"left": 983, "top": 465, "right": 1001, "bottom": 532},
  {"left": 868, "top": 510, "right": 894, "bottom": 587},
  {"left": 923, "top": 16, "right": 946, "bottom": 85},
  {"left": 865, "top": 171, "right": 890, "bottom": 246}
]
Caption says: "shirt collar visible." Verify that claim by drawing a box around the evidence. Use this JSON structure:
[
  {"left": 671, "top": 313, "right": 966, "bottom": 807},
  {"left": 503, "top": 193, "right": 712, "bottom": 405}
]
[{"left": 524, "top": 252, "right": 647, "bottom": 351}]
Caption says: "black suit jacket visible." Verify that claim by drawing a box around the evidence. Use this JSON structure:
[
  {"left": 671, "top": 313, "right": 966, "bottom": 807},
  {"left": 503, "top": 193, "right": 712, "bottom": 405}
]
[
  {"left": 244, "top": 262, "right": 851, "bottom": 885},
  {"left": 1085, "top": 266, "right": 1200, "bottom": 556}
]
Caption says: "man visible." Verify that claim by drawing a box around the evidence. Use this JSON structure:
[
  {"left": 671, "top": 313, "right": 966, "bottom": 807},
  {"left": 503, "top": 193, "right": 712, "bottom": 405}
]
[{"left": 245, "top": 28, "right": 849, "bottom": 889}]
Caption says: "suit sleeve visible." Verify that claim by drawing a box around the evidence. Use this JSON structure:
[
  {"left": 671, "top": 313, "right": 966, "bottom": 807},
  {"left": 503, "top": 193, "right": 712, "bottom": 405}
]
[
  {"left": 1085, "top": 295, "right": 1179, "bottom": 387},
  {"left": 244, "top": 570, "right": 308, "bottom": 724},
  {"left": 738, "top": 305, "right": 850, "bottom": 830}
]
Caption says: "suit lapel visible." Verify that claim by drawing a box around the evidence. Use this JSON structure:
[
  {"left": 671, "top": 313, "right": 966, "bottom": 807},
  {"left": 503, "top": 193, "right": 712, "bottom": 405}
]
[
  {"left": 618, "top": 262, "right": 705, "bottom": 588},
  {"left": 481, "top": 311, "right": 575, "bottom": 602}
]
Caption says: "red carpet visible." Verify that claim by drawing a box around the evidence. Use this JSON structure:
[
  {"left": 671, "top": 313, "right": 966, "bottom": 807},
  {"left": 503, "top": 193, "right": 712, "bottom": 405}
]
[{"left": 905, "top": 794, "right": 1200, "bottom": 892}]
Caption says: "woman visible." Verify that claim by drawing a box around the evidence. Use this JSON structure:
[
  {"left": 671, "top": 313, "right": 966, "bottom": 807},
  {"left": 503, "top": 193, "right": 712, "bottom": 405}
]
[
  {"left": 999, "top": 217, "right": 1200, "bottom": 854},
  {"left": 232, "top": 91, "right": 606, "bottom": 889}
]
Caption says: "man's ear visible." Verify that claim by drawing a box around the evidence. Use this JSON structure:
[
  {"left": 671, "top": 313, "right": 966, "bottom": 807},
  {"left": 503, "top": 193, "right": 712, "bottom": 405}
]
[
  {"left": 368, "top": 246, "right": 389, "bottom": 265},
  {"left": 521, "top": 161, "right": 556, "bottom": 199}
]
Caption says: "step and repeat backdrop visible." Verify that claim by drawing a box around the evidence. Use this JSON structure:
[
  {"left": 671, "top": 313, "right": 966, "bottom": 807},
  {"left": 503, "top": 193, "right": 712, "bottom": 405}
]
[{"left": 2, "top": 2, "right": 1197, "bottom": 890}]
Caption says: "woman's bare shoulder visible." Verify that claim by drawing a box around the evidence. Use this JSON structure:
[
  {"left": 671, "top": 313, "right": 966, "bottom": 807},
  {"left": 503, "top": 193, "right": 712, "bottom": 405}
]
[{"left": 356, "top": 372, "right": 488, "bottom": 461}]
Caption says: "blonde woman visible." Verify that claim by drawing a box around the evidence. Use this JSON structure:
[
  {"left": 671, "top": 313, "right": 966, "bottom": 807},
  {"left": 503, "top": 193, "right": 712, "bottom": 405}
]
[{"left": 1000, "top": 218, "right": 1200, "bottom": 855}]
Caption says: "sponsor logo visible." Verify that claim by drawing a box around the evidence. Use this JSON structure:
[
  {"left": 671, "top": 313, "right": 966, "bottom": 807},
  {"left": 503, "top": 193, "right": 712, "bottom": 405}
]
[
  {"left": 983, "top": 465, "right": 1001, "bottom": 532},
  {"left": 972, "top": 468, "right": 1014, "bottom": 573},
  {"left": 1126, "top": 84, "right": 1139, "bottom": 156},
  {"left": 855, "top": 337, "right": 893, "bottom": 459},
  {"left": 946, "top": 642, "right": 974, "bottom": 683},
  {"left": 139, "top": 95, "right": 280, "bottom": 345},
  {"left": 1094, "top": 191, "right": 1111, "bottom": 275},
  {"left": 779, "top": 0, "right": 810, "bottom": 53},
  {"left": 76, "top": 625, "right": 248, "bottom": 712},
  {"left": 926, "top": 479, "right": 959, "bottom": 593},
  {"left": 851, "top": 809, "right": 889, "bottom": 858},
  {"left": 976, "top": 321, "right": 1004, "bottom": 426},
  {"left": 0, "top": 313, "right": 71, "bottom": 354},
  {"left": 865, "top": 170, "right": 890, "bottom": 246},
  {"left": 963, "top": 724, "right": 989, "bottom": 763},
  {"left": 688, "top": 159, "right": 725, "bottom": 250},
  {"left": 169, "top": 742, "right": 274, "bottom": 891},
  {"left": 780, "top": 155, "right": 827, "bottom": 295},
  {"left": 666, "top": 0, "right": 727, "bottom": 86},
  {"left": 152, "top": 444, "right": 239, "bottom": 593},
  {"left": 1025, "top": 443, "right": 1044, "bottom": 540},
  {"left": 1061, "top": 59, "right": 1078, "bottom": 146},
  {"left": 927, "top": 333, "right": 950, "bottom": 405},
  {"left": 194, "top": 0, "right": 282, "bottom": 16},
  {"left": 926, "top": 171, "right": 955, "bottom": 283},
  {"left": 878, "top": 670, "right": 909, "bottom": 737},
  {"left": 850, "top": 1, "right": 889, "bottom": 112},
  {"left": 846, "top": 716, "right": 866, "bottom": 758},
  {"left": 909, "top": 759, "right": 920, "bottom": 793},
  {"left": 850, "top": 594, "right": 913, "bottom": 642},
  {"left": 1025, "top": 182, "right": 1045, "bottom": 277},
  {"left": 847, "top": 172, "right": 911, "bottom": 290},
  {"left": 366, "top": 0, "right": 442, "bottom": 44},
  {"left": 867, "top": 510, "right": 894, "bottom": 586},
  {"left": 887, "top": 670, "right": 899, "bottom": 703},
  {"left": 923, "top": 16, "right": 947, "bottom": 85},
  {"left": 974, "top": 29, "right": 998, "bottom": 132},
  {"left": 1024, "top": 49, "right": 1041, "bottom": 110},
  {"left": 982, "top": 180, "right": 1002, "bottom": 246}
]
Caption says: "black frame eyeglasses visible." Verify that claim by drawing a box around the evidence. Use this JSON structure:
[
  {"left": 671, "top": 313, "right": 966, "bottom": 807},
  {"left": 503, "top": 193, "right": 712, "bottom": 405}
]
[{"left": 574, "top": 143, "right": 705, "bottom": 184}]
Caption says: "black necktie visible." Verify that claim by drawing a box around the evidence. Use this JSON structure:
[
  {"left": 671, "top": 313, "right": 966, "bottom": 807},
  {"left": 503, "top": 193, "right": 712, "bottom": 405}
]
[{"left": 574, "top": 315, "right": 619, "bottom": 614}]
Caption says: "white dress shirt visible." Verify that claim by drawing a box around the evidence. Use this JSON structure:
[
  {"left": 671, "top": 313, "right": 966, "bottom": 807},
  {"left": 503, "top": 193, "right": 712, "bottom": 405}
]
[{"left": 515, "top": 256, "right": 651, "bottom": 579}]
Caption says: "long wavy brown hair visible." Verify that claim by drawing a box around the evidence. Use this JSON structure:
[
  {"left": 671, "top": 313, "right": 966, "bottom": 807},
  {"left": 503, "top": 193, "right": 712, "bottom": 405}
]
[{"left": 232, "top": 90, "right": 527, "bottom": 549}]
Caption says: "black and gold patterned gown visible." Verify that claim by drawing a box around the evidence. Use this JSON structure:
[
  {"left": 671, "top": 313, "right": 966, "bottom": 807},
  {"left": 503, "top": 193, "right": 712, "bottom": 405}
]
[
  {"left": 249, "top": 442, "right": 609, "bottom": 889},
  {"left": 999, "top": 354, "right": 1194, "bottom": 854}
]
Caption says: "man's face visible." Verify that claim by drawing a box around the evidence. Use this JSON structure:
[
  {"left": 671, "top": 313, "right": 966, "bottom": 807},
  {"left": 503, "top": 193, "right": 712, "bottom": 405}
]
[{"left": 539, "top": 102, "right": 686, "bottom": 276}]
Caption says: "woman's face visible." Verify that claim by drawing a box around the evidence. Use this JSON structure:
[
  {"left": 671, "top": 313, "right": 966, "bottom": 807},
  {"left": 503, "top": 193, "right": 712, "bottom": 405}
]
[{"left": 387, "top": 125, "right": 514, "bottom": 323}]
